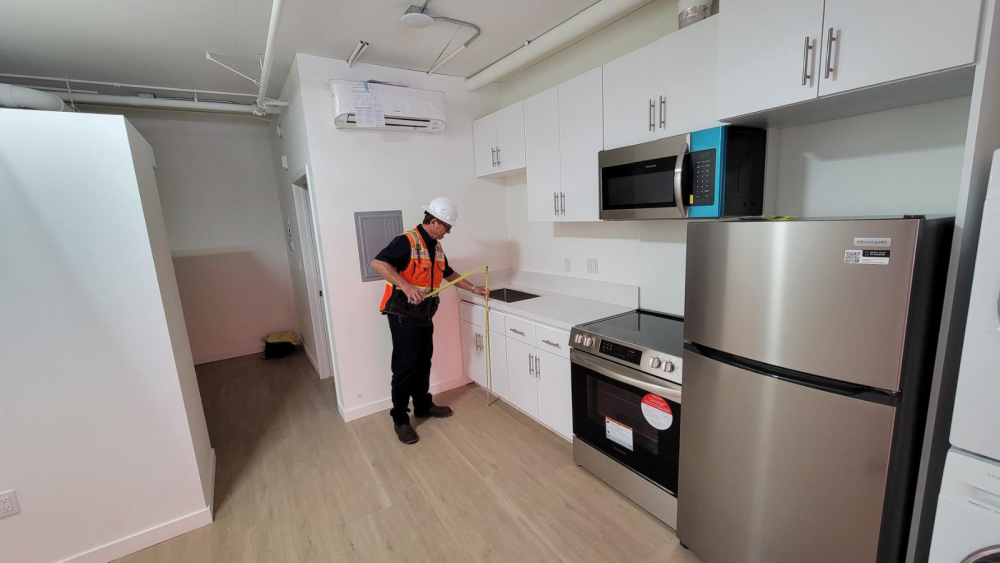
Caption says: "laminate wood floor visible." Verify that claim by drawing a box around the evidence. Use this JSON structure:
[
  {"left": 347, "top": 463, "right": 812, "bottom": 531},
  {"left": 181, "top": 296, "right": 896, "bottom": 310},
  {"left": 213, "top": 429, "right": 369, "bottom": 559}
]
[{"left": 117, "top": 353, "right": 700, "bottom": 563}]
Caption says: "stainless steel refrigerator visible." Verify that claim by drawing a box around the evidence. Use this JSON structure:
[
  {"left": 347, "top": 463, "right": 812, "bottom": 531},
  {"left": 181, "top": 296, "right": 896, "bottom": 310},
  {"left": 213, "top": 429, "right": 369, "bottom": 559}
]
[{"left": 678, "top": 217, "right": 953, "bottom": 563}]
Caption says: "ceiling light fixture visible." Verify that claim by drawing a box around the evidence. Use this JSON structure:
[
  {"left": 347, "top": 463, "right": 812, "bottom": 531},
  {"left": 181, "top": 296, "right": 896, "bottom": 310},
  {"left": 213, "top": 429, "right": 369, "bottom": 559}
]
[{"left": 400, "top": 0, "right": 481, "bottom": 74}]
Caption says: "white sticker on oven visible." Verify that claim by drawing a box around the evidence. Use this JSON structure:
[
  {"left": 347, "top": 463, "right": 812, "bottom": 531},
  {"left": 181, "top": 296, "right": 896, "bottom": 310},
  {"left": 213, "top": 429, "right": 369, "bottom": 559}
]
[
  {"left": 854, "top": 237, "right": 891, "bottom": 247},
  {"left": 641, "top": 394, "right": 674, "bottom": 430},
  {"left": 605, "top": 417, "right": 634, "bottom": 451},
  {"left": 846, "top": 249, "right": 890, "bottom": 265}
]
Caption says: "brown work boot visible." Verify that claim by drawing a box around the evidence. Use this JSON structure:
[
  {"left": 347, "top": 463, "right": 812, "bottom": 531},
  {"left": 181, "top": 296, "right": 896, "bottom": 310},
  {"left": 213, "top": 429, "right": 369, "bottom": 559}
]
[
  {"left": 415, "top": 405, "right": 453, "bottom": 418},
  {"left": 394, "top": 423, "right": 419, "bottom": 444}
]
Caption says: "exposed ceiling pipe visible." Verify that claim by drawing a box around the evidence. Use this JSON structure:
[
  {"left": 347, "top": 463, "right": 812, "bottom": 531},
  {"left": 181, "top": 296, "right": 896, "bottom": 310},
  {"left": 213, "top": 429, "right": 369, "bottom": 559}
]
[
  {"left": 51, "top": 92, "right": 280, "bottom": 115},
  {"left": 464, "top": 0, "right": 652, "bottom": 92},
  {"left": 254, "top": 0, "right": 284, "bottom": 116},
  {"left": 0, "top": 83, "right": 66, "bottom": 112}
]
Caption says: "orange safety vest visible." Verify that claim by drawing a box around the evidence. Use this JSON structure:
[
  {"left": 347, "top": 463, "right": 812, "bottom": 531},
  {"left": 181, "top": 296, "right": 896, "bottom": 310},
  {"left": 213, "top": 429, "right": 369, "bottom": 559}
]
[{"left": 379, "top": 227, "right": 447, "bottom": 312}]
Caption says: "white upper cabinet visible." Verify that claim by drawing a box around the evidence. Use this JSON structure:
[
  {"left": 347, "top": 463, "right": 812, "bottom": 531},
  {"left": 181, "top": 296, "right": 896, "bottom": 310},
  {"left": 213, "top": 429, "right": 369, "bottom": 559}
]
[
  {"left": 818, "top": 0, "right": 982, "bottom": 97},
  {"left": 473, "top": 102, "right": 526, "bottom": 178},
  {"left": 558, "top": 67, "right": 603, "bottom": 222},
  {"left": 495, "top": 103, "right": 526, "bottom": 173},
  {"left": 658, "top": 16, "right": 722, "bottom": 137},
  {"left": 717, "top": 0, "right": 825, "bottom": 120},
  {"left": 524, "top": 87, "right": 563, "bottom": 223},
  {"left": 603, "top": 40, "right": 660, "bottom": 150}
]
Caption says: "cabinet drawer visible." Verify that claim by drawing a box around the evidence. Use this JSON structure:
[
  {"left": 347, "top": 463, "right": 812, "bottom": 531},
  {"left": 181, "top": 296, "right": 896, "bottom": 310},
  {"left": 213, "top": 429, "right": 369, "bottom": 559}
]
[
  {"left": 459, "top": 301, "right": 505, "bottom": 331},
  {"left": 535, "top": 324, "right": 570, "bottom": 360},
  {"left": 505, "top": 314, "right": 536, "bottom": 345}
]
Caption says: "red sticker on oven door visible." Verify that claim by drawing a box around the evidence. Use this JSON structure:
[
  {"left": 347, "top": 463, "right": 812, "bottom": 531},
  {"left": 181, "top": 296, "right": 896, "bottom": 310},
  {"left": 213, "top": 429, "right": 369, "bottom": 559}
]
[{"left": 641, "top": 394, "right": 673, "bottom": 430}]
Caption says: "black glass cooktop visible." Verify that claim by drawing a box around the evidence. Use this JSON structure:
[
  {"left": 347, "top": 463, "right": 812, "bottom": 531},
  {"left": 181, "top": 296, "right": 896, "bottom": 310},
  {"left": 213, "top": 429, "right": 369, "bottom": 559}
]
[{"left": 579, "top": 310, "right": 685, "bottom": 356}]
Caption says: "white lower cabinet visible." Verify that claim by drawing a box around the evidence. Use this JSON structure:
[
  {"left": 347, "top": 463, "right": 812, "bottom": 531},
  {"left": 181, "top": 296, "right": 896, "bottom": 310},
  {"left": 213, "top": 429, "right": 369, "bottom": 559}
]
[
  {"left": 535, "top": 348, "right": 573, "bottom": 440},
  {"left": 460, "top": 320, "right": 486, "bottom": 388},
  {"left": 505, "top": 338, "right": 539, "bottom": 418},
  {"left": 488, "top": 330, "right": 508, "bottom": 400}
]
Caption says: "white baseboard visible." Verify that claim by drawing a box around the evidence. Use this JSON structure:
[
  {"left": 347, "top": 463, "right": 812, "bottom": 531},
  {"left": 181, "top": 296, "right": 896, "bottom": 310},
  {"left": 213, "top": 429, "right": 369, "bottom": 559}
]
[
  {"left": 341, "top": 375, "right": 472, "bottom": 422},
  {"left": 205, "top": 448, "right": 216, "bottom": 514},
  {"left": 193, "top": 343, "right": 263, "bottom": 365},
  {"left": 62, "top": 505, "right": 213, "bottom": 563}
]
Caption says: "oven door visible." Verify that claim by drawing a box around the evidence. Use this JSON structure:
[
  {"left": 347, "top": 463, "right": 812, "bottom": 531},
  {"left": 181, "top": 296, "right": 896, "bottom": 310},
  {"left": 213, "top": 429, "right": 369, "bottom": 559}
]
[
  {"left": 599, "top": 134, "right": 691, "bottom": 221},
  {"left": 571, "top": 348, "right": 682, "bottom": 494}
]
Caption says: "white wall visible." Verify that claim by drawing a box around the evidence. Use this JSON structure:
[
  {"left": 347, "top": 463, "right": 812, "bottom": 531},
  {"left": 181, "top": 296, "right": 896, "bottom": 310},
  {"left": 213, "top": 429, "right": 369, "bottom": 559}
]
[
  {"left": 272, "top": 54, "right": 510, "bottom": 419},
  {"left": 0, "top": 109, "right": 212, "bottom": 563},
  {"left": 123, "top": 112, "right": 298, "bottom": 365}
]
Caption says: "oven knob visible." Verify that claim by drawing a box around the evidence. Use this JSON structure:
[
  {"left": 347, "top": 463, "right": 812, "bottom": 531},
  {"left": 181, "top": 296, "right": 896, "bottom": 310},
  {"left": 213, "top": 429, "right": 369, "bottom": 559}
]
[
  {"left": 663, "top": 361, "right": 675, "bottom": 373},
  {"left": 649, "top": 357, "right": 662, "bottom": 369},
  {"left": 583, "top": 337, "right": 594, "bottom": 347},
  {"left": 574, "top": 334, "right": 584, "bottom": 344}
]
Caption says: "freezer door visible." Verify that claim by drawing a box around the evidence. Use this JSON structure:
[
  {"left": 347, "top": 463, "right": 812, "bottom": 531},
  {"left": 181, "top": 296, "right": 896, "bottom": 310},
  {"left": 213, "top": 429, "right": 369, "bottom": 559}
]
[
  {"left": 685, "top": 219, "right": 918, "bottom": 391},
  {"left": 677, "top": 352, "right": 896, "bottom": 563}
]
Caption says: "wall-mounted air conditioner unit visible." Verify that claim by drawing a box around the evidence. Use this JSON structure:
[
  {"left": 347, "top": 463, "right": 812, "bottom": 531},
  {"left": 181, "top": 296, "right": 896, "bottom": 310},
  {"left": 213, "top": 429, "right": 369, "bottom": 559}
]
[{"left": 331, "top": 80, "right": 447, "bottom": 133}]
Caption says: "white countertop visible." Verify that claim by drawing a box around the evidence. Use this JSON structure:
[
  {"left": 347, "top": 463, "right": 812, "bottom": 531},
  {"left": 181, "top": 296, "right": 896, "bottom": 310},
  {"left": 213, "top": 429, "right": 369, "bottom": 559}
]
[{"left": 457, "top": 284, "right": 634, "bottom": 331}]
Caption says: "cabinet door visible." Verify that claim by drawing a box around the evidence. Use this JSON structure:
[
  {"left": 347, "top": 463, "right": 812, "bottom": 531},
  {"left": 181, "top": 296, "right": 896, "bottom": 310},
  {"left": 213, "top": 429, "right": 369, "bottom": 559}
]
[
  {"left": 505, "top": 338, "right": 538, "bottom": 418},
  {"left": 472, "top": 113, "right": 497, "bottom": 178},
  {"left": 658, "top": 16, "right": 722, "bottom": 137},
  {"left": 460, "top": 320, "right": 486, "bottom": 387},
  {"left": 559, "top": 67, "right": 603, "bottom": 223},
  {"left": 717, "top": 0, "right": 825, "bottom": 119},
  {"left": 535, "top": 349, "right": 573, "bottom": 440},
  {"left": 602, "top": 40, "right": 659, "bottom": 150},
  {"left": 818, "top": 0, "right": 982, "bottom": 97},
  {"left": 524, "top": 87, "right": 562, "bottom": 223},
  {"left": 496, "top": 102, "right": 527, "bottom": 173},
  {"left": 487, "top": 330, "right": 509, "bottom": 401}
]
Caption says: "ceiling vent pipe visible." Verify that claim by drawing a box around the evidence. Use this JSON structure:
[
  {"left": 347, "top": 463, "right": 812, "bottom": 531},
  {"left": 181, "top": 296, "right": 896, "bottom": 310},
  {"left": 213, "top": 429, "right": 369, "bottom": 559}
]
[
  {"left": 464, "top": 0, "right": 651, "bottom": 92},
  {"left": 0, "top": 83, "right": 66, "bottom": 112}
]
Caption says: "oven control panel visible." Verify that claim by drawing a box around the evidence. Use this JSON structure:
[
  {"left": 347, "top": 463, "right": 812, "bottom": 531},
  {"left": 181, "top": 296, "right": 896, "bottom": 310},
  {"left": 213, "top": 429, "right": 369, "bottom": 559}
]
[
  {"left": 599, "top": 340, "right": 642, "bottom": 365},
  {"left": 570, "top": 328, "right": 683, "bottom": 385}
]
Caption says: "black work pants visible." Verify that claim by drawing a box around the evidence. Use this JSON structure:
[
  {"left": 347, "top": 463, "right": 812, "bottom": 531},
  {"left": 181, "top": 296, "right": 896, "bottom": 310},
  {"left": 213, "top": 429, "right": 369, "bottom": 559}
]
[{"left": 387, "top": 313, "right": 435, "bottom": 425}]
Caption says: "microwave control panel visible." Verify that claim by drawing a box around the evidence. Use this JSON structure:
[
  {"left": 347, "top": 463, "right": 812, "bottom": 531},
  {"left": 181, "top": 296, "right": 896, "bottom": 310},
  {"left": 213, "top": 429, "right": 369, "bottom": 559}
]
[
  {"left": 599, "top": 340, "right": 642, "bottom": 366},
  {"left": 691, "top": 149, "right": 716, "bottom": 206}
]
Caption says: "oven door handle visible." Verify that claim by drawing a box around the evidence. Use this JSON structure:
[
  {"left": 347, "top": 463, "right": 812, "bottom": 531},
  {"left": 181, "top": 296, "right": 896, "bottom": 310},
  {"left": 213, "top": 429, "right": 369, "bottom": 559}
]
[{"left": 571, "top": 349, "right": 682, "bottom": 403}]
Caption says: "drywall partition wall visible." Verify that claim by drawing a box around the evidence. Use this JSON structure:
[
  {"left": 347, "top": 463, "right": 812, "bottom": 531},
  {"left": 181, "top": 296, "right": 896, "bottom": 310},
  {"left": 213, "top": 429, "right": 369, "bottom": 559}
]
[
  {"left": 281, "top": 54, "right": 510, "bottom": 420},
  {"left": 0, "top": 109, "right": 212, "bottom": 563},
  {"left": 125, "top": 112, "right": 298, "bottom": 365}
]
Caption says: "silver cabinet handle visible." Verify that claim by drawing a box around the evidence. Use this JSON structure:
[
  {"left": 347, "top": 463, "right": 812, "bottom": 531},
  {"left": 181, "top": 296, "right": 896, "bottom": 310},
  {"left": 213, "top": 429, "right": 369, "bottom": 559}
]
[
  {"left": 529, "top": 353, "right": 534, "bottom": 375},
  {"left": 535, "top": 355, "right": 540, "bottom": 377},
  {"left": 560, "top": 192, "right": 565, "bottom": 216},
  {"left": 554, "top": 192, "right": 559, "bottom": 216},
  {"left": 825, "top": 27, "right": 836, "bottom": 79},
  {"left": 648, "top": 99, "right": 655, "bottom": 131},
  {"left": 478, "top": 333, "right": 483, "bottom": 351},
  {"left": 475, "top": 333, "right": 479, "bottom": 351},
  {"left": 801, "top": 36, "right": 813, "bottom": 86},
  {"left": 659, "top": 95, "right": 666, "bottom": 128},
  {"left": 541, "top": 339, "right": 561, "bottom": 349},
  {"left": 491, "top": 147, "right": 496, "bottom": 167},
  {"left": 497, "top": 146, "right": 501, "bottom": 167},
  {"left": 510, "top": 328, "right": 525, "bottom": 336}
]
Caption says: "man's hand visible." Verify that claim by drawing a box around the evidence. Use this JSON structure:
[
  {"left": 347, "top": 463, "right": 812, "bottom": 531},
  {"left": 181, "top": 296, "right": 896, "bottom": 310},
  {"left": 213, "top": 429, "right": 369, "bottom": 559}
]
[
  {"left": 474, "top": 285, "right": 488, "bottom": 296},
  {"left": 402, "top": 282, "right": 426, "bottom": 305}
]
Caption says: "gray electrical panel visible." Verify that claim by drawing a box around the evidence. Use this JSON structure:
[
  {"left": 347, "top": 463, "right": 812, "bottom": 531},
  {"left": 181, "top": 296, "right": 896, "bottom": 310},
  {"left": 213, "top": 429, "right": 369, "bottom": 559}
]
[{"left": 355, "top": 210, "right": 404, "bottom": 282}]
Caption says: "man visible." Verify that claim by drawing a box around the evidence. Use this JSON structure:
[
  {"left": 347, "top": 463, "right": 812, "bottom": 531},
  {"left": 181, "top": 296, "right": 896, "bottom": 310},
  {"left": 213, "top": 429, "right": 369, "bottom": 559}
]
[{"left": 371, "top": 197, "right": 488, "bottom": 444}]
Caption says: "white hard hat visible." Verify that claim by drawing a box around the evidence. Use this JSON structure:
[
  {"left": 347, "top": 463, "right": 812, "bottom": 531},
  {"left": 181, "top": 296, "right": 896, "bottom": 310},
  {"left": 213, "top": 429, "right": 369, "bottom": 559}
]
[{"left": 422, "top": 197, "right": 458, "bottom": 226}]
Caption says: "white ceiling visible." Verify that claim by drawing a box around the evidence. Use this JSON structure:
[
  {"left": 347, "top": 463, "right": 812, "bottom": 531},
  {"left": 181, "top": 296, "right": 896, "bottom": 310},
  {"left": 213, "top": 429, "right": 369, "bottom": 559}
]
[{"left": 0, "top": 0, "right": 596, "bottom": 101}]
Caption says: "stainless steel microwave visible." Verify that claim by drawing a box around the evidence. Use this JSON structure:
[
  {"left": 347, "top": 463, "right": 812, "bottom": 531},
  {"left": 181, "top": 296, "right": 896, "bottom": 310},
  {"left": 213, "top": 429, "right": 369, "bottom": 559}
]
[{"left": 598, "top": 126, "right": 767, "bottom": 221}]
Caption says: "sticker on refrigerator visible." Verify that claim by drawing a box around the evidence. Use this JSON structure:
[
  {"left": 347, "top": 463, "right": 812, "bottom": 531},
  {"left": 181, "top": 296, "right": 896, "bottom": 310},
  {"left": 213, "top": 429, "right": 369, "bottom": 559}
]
[
  {"left": 845, "top": 249, "right": 890, "bottom": 265},
  {"left": 641, "top": 394, "right": 674, "bottom": 430},
  {"left": 854, "top": 237, "right": 891, "bottom": 247},
  {"left": 605, "top": 417, "right": 634, "bottom": 451}
]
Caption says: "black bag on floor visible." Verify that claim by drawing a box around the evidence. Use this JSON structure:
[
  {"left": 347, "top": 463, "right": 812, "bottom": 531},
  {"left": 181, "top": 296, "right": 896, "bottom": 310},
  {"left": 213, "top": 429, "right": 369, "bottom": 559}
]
[{"left": 263, "top": 341, "right": 296, "bottom": 360}]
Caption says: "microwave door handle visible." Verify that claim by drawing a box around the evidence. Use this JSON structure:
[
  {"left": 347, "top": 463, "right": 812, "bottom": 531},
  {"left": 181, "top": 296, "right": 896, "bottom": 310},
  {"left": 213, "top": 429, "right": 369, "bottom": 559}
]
[
  {"left": 570, "top": 349, "right": 682, "bottom": 403},
  {"left": 674, "top": 135, "right": 690, "bottom": 218}
]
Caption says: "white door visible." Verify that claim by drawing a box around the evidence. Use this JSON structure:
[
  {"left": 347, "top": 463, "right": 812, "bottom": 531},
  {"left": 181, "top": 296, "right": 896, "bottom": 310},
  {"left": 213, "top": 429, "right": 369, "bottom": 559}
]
[
  {"left": 818, "top": 0, "right": 982, "bottom": 96},
  {"left": 717, "top": 0, "right": 825, "bottom": 119},
  {"left": 658, "top": 16, "right": 722, "bottom": 137},
  {"left": 473, "top": 113, "right": 498, "bottom": 178},
  {"left": 505, "top": 338, "right": 538, "bottom": 418},
  {"left": 524, "top": 86, "right": 562, "bottom": 223},
  {"left": 487, "top": 330, "right": 508, "bottom": 400},
  {"left": 602, "top": 40, "right": 659, "bottom": 150},
  {"left": 294, "top": 169, "right": 335, "bottom": 382},
  {"left": 559, "top": 67, "right": 603, "bottom": 223},
  {"left": 460, "top": 320, "right": 486, "bottom": 388},
  {"left": 535, "top": 349, "right": 573, "bottom": 440},
  {"left": 495, "top": 102, "right": 526, "bottom": 173}
]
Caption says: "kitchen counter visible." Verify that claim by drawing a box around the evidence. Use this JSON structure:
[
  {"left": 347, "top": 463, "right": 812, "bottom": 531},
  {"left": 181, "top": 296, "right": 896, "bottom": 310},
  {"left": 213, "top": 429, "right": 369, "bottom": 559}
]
[{"left": 457, "top": 284, "right": 634, "bottom": 331}]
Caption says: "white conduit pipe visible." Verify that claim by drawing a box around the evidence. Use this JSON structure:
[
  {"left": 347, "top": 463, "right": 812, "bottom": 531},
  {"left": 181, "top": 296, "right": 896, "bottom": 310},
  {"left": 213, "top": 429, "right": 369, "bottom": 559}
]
[
  {"left": 255, "top": 0, "right": 284, "bottom": 115},
  {"left": 0, "top": 83, "right": 66, "bottom": 111},
  {"left": 464, "top": 0, "right": 651, "bottom": 92},
  {"left": 52, "top": 92, "right": 280, "bottom": 115}
]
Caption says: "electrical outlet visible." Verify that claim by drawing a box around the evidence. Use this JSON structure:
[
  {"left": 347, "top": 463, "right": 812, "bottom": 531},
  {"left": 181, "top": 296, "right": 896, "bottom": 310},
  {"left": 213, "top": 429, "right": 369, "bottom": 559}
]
[
  {"left": 587, "top": 258, "right": 599, "bottom": 274},
  {"left": 0, "top": 490, "right": 20, "bottom": 519},
  {"left": 564, "top": 258, "right": 571, "bottom": 272}
]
